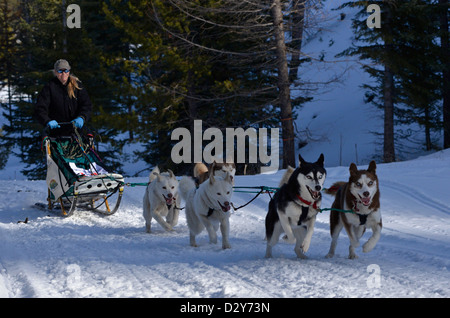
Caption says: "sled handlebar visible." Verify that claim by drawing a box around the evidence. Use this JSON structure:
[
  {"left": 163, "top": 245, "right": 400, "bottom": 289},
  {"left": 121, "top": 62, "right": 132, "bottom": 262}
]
[
  {"left": 58, "top": 121, "right": 77, "bottom": 126},
  {"left": 43, "top": 121, "right": 79, "bottom": 135}
]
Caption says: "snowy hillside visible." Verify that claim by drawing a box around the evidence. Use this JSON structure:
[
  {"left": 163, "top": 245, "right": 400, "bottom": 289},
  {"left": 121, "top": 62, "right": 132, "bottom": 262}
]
[{"left": 0, "top": 150, "right": 449, "bottom": 299}]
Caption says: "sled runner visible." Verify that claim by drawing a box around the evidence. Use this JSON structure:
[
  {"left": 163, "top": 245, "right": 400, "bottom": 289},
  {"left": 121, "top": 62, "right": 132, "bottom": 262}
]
[{"left": 40, "top": 123, "right": 124, "bottom": 217}]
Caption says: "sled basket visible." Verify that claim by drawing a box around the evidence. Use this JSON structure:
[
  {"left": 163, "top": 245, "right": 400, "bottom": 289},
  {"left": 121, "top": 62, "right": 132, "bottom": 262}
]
[{"left": 43, "top": 127, "right": 124, "bottom": 217}]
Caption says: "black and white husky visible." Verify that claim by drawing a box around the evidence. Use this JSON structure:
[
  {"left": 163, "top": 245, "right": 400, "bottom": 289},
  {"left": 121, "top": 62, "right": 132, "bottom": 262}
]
[
  {"left": 143, "top": 167, "right": 179, "bottom": 233},
  {"left": 179, "top": 172, "right": 234, "bottom": 249},
  {"left": 325, "top": 161, "right": 381, "bottom": 259},
  {"left": 265, "top": 154, "right": 326, "bottom": 258}
]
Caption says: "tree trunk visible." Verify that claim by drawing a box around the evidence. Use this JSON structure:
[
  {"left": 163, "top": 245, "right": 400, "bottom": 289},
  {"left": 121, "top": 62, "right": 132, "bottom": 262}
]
[
  {"left": 288, "top": 0, "right": 305, "bottom": 83},
  {"left": 383, "top": 4, "right": 395, "bottom": 162},
  {"left": 383, "top": 63, "right": 396, "bottom": 162},
  {"left": 425, "top": 105, "right": 432, "bottom": 151},
  {"left": 440, "top": 0, "right": 450, "bottom": 148},
  {"left": 271, "top": 0, "right": 296, "bottom": 168}
]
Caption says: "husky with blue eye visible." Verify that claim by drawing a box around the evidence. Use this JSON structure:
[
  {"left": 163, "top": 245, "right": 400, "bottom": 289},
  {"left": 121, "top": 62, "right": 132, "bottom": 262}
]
[
  {"left": 179, "top": 172, "right": 234, "bottom": 249},
  {"left": 325, "top": 161, "right": 381, "bottom": 259},
  {"left": 265, "top": 154, "right": 326, "bottom": 259}
]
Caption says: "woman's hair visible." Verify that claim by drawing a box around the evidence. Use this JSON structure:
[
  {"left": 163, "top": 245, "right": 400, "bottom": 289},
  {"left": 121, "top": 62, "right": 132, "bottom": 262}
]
[{"left": 67, "top": 74, "right": 82, "bottom": 99}]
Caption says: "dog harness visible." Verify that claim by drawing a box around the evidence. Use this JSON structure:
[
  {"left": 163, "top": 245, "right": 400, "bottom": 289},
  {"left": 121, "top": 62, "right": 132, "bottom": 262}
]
[{"left": 352, "top": 199, "right": 369, "bottom": 225}]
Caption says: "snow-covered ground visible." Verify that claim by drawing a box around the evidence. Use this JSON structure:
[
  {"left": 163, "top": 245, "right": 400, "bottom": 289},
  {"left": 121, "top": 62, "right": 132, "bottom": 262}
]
[{"left": 0, "top": 150, "right": 449, "bottom": 298}]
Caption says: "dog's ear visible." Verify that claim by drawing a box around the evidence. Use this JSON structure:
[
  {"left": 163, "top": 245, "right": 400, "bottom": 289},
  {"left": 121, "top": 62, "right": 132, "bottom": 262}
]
[
  {"left": 316, "top": 153, "right": 324, "bottom": 167},
  {"left": 208, "top": 161, "right": 217, "bottom": 177},
  {"left": 298, "top": 154, "right": 305, "bottom": 167},
  {"left": 349, "top": 163, "right": 358, "bottom": 176},
  {"left": 209, "top": 172, "right": 215, "bottom": 185},
  {"left": 225, "top": 172, "right": 233, "bottom": 184},
  {"left": 167, "top": 169, "right": 175, "bottom": 179},
  {"left": 368, "top": 160, "right": 377, "bottom": 173}
]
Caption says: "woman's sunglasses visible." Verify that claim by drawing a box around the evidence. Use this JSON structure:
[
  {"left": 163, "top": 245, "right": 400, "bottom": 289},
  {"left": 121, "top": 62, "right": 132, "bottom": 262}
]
[{"left": 57, "top": 69, "right": 70, "bottom": 74}]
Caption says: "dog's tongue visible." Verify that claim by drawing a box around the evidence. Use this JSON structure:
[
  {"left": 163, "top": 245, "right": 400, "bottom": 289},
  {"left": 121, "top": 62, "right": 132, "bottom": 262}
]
[
  {"left": 222, "top": 205, "right": 231, "bottom": 212},
  {"left": 165, "top": 196, "right": 174, "bottom": 205},
  {"left": 361, "top": 197, "right": 371, "bottom": 206}
]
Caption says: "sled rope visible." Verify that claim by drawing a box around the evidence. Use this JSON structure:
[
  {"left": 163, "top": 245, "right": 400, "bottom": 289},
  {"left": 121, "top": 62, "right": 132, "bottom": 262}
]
[
  {"left": 231, "top": 186, "right": 355, "bottom": 214},
  {"left": 317, "top": 207, "right": 355, "bottom": 214},
  {"left": 125, "top": 182, "right": 149, "bottom": 187},
  {"left": 233, "top": 186, "right": 279, "bottom": 193},
  {"left": 231, "top": 186, "right": 278, "bottom": 211}
]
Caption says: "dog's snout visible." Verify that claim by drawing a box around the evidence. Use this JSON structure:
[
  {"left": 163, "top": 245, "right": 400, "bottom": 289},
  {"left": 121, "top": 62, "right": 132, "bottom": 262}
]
[
  {"left": 363, "top": 191, "right": 370, "bottom": 197},
  {"left": 315, "top": 185, "right": 322, "bottom": 191},
  {"left": 167, "top": 193, "right": 173, "bottom": 198},
  {"left": 224, "top": 201, "right": 230, "bottom": 206}
]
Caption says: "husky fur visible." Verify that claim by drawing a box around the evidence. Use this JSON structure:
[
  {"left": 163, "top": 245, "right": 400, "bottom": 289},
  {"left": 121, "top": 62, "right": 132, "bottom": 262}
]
[
  {"left": 265, "top": 154, "right": 326, "bottom": 258},
  {"left": 193, "top": 161, "right": 236, "bottom": 185},
  {"left": 179, "top": 172, "right": 234, "bottom": 249},
  {"left": 325, "top": 161, "right": 381, "bottom": 259},
  {"left": 143, "top": 167, "right": 180, "bottom": 233}
]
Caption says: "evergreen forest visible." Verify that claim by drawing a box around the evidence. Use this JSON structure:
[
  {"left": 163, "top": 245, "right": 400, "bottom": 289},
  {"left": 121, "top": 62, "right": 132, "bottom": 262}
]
[{"left": 0, "top": 0, "right": 448, "bottom": 179}]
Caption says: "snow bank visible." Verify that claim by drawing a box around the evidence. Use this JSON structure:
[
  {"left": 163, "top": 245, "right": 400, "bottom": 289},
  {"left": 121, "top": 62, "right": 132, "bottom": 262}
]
[{"left": 0, "top": 150, "right": 449, "bottom": 298}]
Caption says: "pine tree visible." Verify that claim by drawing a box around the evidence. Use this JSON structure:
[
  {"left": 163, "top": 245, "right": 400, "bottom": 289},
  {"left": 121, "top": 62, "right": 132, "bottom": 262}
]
[
  {"left": 439, "top": 0, "right": 450, "bottom": 148},
  {"left": 0, "top": 0, "right": 20, "bottom": 169},
  {"left": 339, "top": 0, "right": 446, "bottom": 160},
  {"left": 394, "top": 1, "right": 443, "bottom": 151},
  {"left": 3, "top": 0, "right": 130, "bottom": 178},
  {"left": 104, "top": 0, "right": 281, "bottom": 173}
]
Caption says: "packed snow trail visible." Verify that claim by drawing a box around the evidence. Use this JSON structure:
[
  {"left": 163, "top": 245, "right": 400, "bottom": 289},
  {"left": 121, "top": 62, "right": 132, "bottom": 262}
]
[{"left": 0, "top": 152, "right": 449, "bottom": 298}]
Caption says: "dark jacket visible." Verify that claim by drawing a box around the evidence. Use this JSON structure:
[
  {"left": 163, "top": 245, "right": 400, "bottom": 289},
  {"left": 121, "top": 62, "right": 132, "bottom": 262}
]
[{"left": 34, "top": 77, "right": 92, "bottom": 136}]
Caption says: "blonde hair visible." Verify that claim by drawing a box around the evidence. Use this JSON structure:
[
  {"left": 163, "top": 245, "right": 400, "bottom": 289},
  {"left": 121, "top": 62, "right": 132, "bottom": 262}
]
[{"left": 67, "top": 74, "right": 82, "bottom": 99}]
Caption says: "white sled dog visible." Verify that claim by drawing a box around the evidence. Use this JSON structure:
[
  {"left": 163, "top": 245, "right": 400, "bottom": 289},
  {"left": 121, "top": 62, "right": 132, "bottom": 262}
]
[
  {"left": 193, "top": 161, "right": 236, "bottom": 185},
  {"left": 265, "top": 154, "right": 326, "bottom": 258},
  {"left": 143, "top": 167, "right": 179, "bottom": 233},
  {"left": 325, "top": 161, "right": 381, "bottom": 259},
  {"left": 179, "top": 172, "right": 234, "bottom": 249}
]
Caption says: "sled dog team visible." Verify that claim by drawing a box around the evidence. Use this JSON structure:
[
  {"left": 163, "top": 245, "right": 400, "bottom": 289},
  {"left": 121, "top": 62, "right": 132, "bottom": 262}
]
[{"left": 143, "top": 155, "right": 382, "bottom": 259}]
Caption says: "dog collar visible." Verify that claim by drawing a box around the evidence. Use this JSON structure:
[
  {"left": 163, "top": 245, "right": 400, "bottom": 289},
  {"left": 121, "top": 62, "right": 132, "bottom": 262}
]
[{"left": 296, "top": 194, "right": 319, "bottom": 210}]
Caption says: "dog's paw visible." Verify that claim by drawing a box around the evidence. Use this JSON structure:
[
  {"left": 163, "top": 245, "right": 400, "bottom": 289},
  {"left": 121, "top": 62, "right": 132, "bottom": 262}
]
[
  {"left": 325, "top": 252, "right": 334, "bottom": 259},
  {"left": 363, "top": 241, "right": 374, "bottom": 253},
  {"left": 348, "top": 253, "right": 359, "bottom": 259},
  {"left": 294, "top": 247, "right": 308, "bottom": 259},
  {"left": 222, "top": 243, "right": 231, "bottom": 249}
]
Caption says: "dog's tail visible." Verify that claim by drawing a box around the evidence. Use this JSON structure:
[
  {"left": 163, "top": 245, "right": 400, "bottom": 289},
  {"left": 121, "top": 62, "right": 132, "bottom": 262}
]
[
  {"left": 278, "top": 166, "right": 295, "bottom": 187},
  {"left": 324, "top": 182, "right": 346, "bottom": 196},
  {"left": 193, "top": 163, "right": 208, "bottom": 178},
  {"left": 179, "top": 176, "right": 196, "bottom": 200},
  {"left": 149, "top": 166, "right": 160, "bottom": 182}
]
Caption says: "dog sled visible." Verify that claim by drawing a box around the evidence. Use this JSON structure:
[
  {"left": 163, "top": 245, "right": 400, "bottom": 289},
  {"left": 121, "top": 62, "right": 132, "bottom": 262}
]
[{"left": 38, "top": 123, "right": 124, "bottom": 217}]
